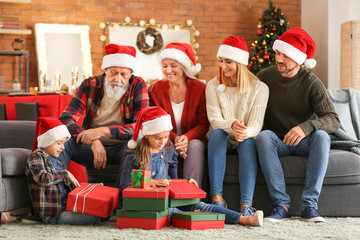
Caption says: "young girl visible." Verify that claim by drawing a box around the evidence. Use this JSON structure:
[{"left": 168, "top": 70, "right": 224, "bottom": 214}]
[
  {"left": 25, "top": 117, "right": 101, "bottom": 225},
  {"left": 206, "top": 36, "right": 269, "bottom": 215},
  {"left": 120, "top": 106, "right": 263, "bottom": 227}
]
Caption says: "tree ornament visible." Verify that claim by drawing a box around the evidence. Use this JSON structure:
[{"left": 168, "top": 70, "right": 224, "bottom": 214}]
[
  {"left": 262, "top": 40, "right": 266, "bottom": 45},
  {"left": 258, "top": 30, "right": 263, "bottom": 36},
  {"left": 263, "top": 54, "right": 269, "bottom": 59},
  {"left": 272, "top": 27, "right": 277, "bottom": 31},
  {"left": 259, "top": 58, "right": 264, "bottom": 63}
]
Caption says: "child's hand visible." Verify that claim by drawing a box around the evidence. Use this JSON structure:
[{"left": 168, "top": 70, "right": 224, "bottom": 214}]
[
  {"left": 67, "top": 171, "right": 80, "bottom": 187},
  {"left": 188, "top": 178, "right": 198, "bottom": 187},
  {"left": 151, "top": 179, "right": 170, "bottom": 187}
]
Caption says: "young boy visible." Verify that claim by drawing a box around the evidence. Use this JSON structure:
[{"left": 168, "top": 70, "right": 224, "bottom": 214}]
[{"left": 25, "top": 117, "right": 101, "bottom": 225}]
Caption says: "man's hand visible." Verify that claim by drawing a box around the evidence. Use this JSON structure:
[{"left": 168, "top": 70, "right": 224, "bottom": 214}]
[
  {"left": 67, "top": 171, "right": 80, "bottom": 187},
  {"left": 76, "top": 127, "right": 110, "bottom": 145},
  {"left": 175, "top": 135, "right": 188, "bottom": 159},
  {"left": 283, "top": 126, "right": 305, "bottom": 146},
  {"left": 232, "top": 120, "right": 247, "bottom": 142},
  {"left": 90, "top": 139, "right": 107, "bottom": 169}
]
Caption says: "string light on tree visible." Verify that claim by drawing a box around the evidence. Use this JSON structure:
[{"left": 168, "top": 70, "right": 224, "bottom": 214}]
[{"left": 248, "top": 0, "right": 289, "bottom": 74}]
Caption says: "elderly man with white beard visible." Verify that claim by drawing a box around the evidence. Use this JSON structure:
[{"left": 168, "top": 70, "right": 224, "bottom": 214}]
[{"left": 59, "top": 43, "right": 148, "bottom": 174}]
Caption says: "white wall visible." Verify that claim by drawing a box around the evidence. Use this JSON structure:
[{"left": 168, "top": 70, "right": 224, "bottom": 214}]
[{"left": 302, "top": 0, "right": 360, "bottom": 90}]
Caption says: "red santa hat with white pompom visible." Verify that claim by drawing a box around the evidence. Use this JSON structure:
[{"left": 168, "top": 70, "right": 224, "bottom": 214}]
[
  {"left": 33, "top": 117, "right": 71, "bottom": 151},
  {"left": 128, "top": 106, "right": 173, "bottom": 149},
  {"left": 216, "top": 36, "right": 250, "bottom": 92},
  {"left": 158, "top": 42, "right": 201, "bottom": 76},
  {"left": 273, "top": 27, "right": 317, "bottom": 69}
]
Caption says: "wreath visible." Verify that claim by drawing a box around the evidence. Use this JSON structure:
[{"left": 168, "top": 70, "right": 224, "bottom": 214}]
[{"left": 136, "top": 27, "right": 163, "bottom": 55}]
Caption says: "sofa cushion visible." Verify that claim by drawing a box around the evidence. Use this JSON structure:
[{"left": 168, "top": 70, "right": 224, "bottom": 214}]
[
  {"left": 223, "top": 149, "right": 360, "bottom": 185},
  {"left": 1, "top": 148, "right": 32, "bottom": 176}
]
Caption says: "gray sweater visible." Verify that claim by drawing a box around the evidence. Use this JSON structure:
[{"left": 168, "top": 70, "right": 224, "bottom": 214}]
[{"left": 257, "top": 65, "right": 340, "bottom": 139}]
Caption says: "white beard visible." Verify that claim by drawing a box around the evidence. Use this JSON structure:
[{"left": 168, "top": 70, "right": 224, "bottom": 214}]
[{"left": 104, "top": 78, "right": 128, "bottom": 101}]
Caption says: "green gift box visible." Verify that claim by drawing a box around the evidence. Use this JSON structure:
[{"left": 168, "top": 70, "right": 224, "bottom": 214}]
[
  {"left": 172, "top": 212, "right": 225, "bottom": 230},
  {"left": 173, "top": 211, "right": 225, "bottom": 221},
  {"left": 122, "top": 186, "right": 169, "bottom": 211},
  {"left": 169, "top": 197, "right": 200, "bottom": 207},
  {"left": 116, "top": 209, "right": 170, "bottom": 219}
]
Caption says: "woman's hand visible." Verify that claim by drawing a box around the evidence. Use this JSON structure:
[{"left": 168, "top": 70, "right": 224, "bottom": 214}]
[
  {"left": 174, "top": 135, "right": 188, "bottom": 159},
  {"left": 232, "top": 120, "right": 247, "bottom": 142},
  {"left": 151, "top": 179, "right": 170, "bottom": 187},
  {"left": 188, "top": 178, "right": 198, "bottom": 187},
  {"left": 67, "top": 171, "right": 80, "bottom": 187}
]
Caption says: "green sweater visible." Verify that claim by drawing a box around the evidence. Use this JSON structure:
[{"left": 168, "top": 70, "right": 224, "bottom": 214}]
[{"left": 257, "top": 65, "right": 340, "bottom": 139}]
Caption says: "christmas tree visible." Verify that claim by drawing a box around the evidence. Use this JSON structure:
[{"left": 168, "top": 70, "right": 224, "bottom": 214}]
[{"left": 248, "top": 0, "right": 289, "bottom": 74}]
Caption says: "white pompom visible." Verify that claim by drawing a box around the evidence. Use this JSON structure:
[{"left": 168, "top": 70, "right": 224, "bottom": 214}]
[
  {"left": 304, "top": 59, "right": 316, "bottom": 69},
  {"left": 217, "top": 84, "right": 225, "bottom": 92},
  {"left": 128, "top": 139, "right": 137, "bottom": 149},
  {"left": 191, "top": 63, "right": 201, "bottom": 74}
]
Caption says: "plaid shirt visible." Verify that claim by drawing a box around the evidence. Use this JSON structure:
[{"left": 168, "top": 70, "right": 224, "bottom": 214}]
[
  {"left": 60, "top": 73, "right": 149, "bottom": 140},
  {"left": 25, "top": 149, "right": 72, "bottom": 217}
]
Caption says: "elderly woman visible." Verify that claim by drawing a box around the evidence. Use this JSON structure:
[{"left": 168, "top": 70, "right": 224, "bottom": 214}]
[
  {"left": 206, "top": 36, "right": 269, "bottom": 215},
  {"left": 148, "top": 42, "right": 209, "bottom": 187}
]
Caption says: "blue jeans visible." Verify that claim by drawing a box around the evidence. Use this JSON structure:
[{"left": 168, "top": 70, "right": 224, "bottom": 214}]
[
  {"left": 208, "top": 129, "right": 258, "bottom": 206},
  {"left": 255, "top": 130, "right": 330, "bottom": 209},
  {"left": 40, "top": 211, "right": 101, "bottom": 225},
  {"left": 60, "top": 138, "right": 128, "bottom": 168},
  {"left": 170, "top": 201, "right": 241, "bottom": 224}
]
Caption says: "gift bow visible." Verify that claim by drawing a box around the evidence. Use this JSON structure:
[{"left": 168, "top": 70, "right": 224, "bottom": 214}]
[{"left": 131, "top": 170, "right": 143, "bottom": 188}]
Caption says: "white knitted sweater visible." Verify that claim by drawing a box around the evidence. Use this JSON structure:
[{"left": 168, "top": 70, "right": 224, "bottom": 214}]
[{"left": 206, "top": 77, "right": 269, "bottom": 147}]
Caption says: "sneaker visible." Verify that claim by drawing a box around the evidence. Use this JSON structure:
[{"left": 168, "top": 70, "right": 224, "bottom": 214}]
[
  {"left": 264, "top": 205, "right": 291, "bottom": 222},
  {"left": 301, "top": 206, "right": 325, "bottom": 222},
  {"left": 211, "top": 198, "right": 228, "bottom": 208},
  {"left": 240, "top": 205, "right": 257, "bottom": 216},
  {"left": 241, "top": 210, "right": 264, "bottom": 227},
  {"left": 21, "top": 214, "right": 42, "bottom": 224}
]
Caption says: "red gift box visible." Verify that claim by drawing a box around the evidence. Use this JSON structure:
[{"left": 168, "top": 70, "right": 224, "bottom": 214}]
[
  {"left": 131, "top": 169, "right": 151, "bottom": 188},
  {"left": 172, "top": 212, "right": 225, "bottom": 230},
  {"left": 66, "top": 183, "right": 119, "bottom": 218},
  {"left": 117, "top": 216, "right": 170, "bottom": 230},
  {"left": 168, "top": 179, "right": 206, "bottom": 199},
  {"left": 122, "top": 186, "right": 169, "bottom": 199}
]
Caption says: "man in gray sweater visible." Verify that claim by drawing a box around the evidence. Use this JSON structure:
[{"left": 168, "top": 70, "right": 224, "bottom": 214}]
[{"left": 255, "top": 27, "right": 340, "bottom": 223}]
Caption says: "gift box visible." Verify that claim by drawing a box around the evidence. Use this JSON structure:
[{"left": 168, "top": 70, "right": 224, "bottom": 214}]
[
  {"left": 116, "top": 209, "right": 170, "bottom": 219},
  {"left": 122, "top": 186, "right": 169, "bottom": 211},
  {"left": 117, "top": 215, "right": 170, "bottom": 230},
  {"left": 131, "top": 169, "right": 151, "bottom": 188},
  {"left": 169, "top": 197, "right": 200, "bottom": 208},
  {"left": 168, "top": 179, "right": 207, "bottom": 199},
  {"left": 66, "top": 183, "right": 119, "bottom": 218},
  {"left": 172, "top": 212, "right": 225, "bottom": 230}
]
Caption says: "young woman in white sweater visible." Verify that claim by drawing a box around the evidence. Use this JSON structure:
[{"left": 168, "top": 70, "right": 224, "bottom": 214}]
[{"left": 206, "top": 36, "right": 269, "bottom": 216}]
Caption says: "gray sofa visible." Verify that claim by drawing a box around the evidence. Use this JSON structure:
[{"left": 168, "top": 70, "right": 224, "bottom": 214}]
[
  {"left": 202, "top": 149, "right": 360, "bottom": 217},
  {"left": 2, "top": 120, "right": 360, "bottom": 218},
  {"left": 0, "top": 120, "right": 36, "bottom": 214}
]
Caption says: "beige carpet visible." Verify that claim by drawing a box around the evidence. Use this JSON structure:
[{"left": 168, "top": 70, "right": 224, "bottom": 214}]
[{"left": 1, "top": 216, "right": 359, "bottom": 240}]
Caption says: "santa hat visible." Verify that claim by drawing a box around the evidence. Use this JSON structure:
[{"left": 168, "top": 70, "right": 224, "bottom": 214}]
[
  {"left": 101, "top": 43, "right": 137, "bottom": 72},
  {"left": 273, "top": 27, "right": 316, "bottom": 69},
  {"left": 32, "top": 117, "right": 71, "bottom": 151},
  {"left": 128, "top": 106, "right": 173, "bottom": 149},
  {"left": 158, "top": 42, "right": 201, "bottom": 75},
  {"left": 216, "top": 36, "right": 249, "bottom": 92}
]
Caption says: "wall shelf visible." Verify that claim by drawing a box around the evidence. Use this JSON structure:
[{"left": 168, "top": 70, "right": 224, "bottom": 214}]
[{"left": 0, "top": 29, "right": 32, "bottom": 35}]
